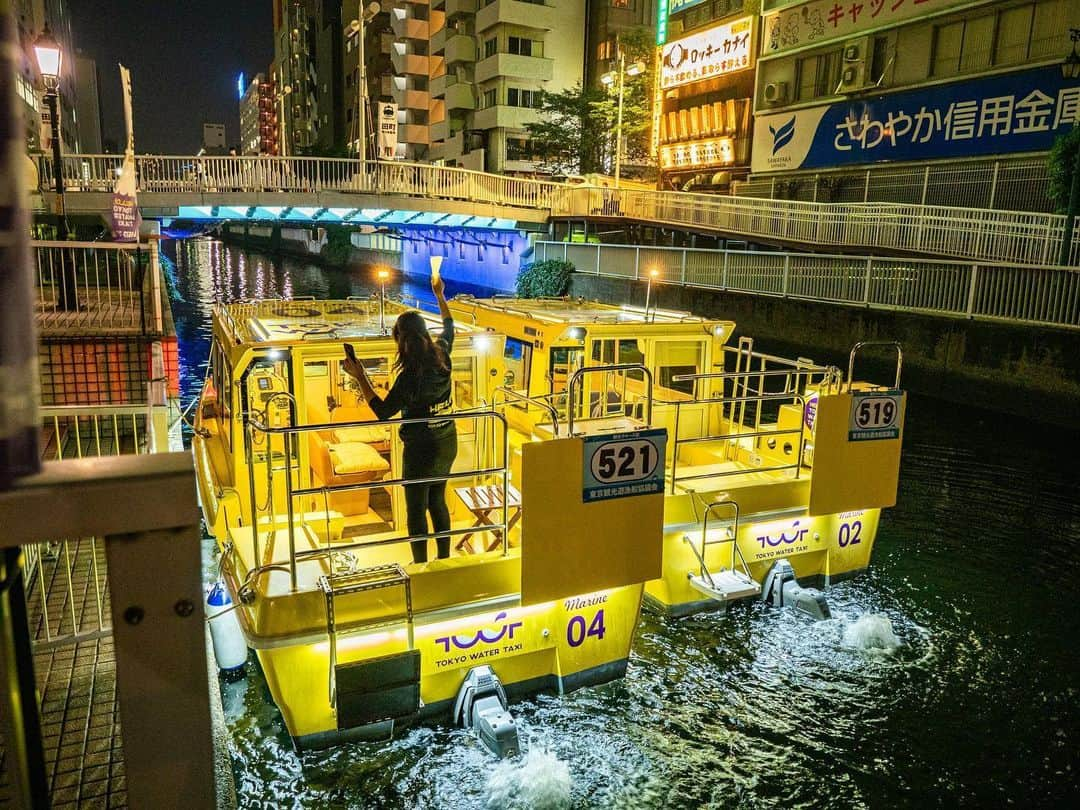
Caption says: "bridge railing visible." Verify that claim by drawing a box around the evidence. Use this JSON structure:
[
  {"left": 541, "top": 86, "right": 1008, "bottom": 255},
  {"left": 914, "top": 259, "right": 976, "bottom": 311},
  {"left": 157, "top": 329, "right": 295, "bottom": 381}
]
[
  {"left": 36, "top": 153, "right": 562, "bottom": 211},
  {"left": 548, "top": 186, "right": 1080, "bottom": 268},
  {"left": 536, "top": 241, "right": 1080, "bottom": 331}
]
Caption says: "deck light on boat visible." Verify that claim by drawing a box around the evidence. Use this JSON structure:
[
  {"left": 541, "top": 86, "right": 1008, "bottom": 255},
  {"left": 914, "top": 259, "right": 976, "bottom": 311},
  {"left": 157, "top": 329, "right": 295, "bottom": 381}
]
[
  {"left": 563, "top": 327, "right": 586, "bottom": 342},
  {"left": 472, "top": 335, "right": 492, "bottom": 353},
  {"left": 266, "top": 349, "right": 284, "bottom": 360}
]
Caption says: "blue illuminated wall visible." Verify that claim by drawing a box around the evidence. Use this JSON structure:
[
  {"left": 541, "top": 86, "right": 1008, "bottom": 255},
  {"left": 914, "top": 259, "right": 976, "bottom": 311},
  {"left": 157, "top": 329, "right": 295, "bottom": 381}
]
[{"left": 399, "top": 227, "right": 531, "bottom": 293}]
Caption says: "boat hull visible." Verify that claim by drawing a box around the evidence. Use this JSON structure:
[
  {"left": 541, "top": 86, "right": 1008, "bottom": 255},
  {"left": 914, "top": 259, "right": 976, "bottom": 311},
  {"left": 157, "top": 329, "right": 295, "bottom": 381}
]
[
  {"left": 252, "top": 585, "right": 644, "bottom": 744},
  {"left": 646, "top": 509, "right": 881, "bottom": 615}
]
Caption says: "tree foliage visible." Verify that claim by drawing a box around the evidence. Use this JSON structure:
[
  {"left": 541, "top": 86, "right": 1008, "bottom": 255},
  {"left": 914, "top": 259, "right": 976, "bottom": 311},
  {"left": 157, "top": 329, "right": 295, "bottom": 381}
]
[
  {"left": 525, "top": 27, "right": 657, "bottom": 177},
  {"left": 516, "top": 259, "right": 574, "bottom": 298},
  {"left": 1048, "top": 127, "right": 1080, "bottom": 215},
  {"left": 525, "top": 84, "right": 608, "bottom": 176}
]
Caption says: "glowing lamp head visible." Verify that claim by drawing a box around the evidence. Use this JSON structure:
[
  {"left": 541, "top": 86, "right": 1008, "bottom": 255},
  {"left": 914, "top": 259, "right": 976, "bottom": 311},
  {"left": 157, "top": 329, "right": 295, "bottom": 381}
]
[
  {"left": 626, "top": 61, "right": 646, "bottom": 77},
  {"left": 377, "top": 269, "right": 390, "bottom": 282},
  {"left": 33, "top": 26, "right": 63, "bottom": 83},
  {"left": 600, "top": 72, "right": 616, "bottom": 87},
  {"left": 648, "top": 268, "right": 660, "bottom": 279},
  {"left": 564, "top": 326, "right": 586, "bottom": 342},
  {"left": 472, "top": 335, "right": 491, "bottom": 353}
]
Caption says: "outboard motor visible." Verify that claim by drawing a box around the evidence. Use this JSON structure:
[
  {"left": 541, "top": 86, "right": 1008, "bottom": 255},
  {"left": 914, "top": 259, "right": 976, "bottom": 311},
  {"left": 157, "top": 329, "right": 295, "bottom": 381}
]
[
  {"left": 453, "top": 666, "right": 520, "bottom": 758},
  {"left": 761, "top": 560, "right": 831, "bottom": 620}
]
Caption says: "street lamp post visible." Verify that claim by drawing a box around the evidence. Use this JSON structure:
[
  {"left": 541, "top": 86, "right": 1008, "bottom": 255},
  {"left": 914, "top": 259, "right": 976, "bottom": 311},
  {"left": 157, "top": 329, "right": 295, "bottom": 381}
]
[
  {"left": 34, "top": 26, "right": 77, "bottom": 310},
  {"left": 1059, "top": 28, "right": 1080, "bottom": 267},
  {"left": 377, "top": 267, "right": 389, "bottom": 332},
  {"left": 601, "top": 51, "right": 646, "bottom": 189},
  {"left": 350, "top": 2, "right": 381, "bottom": 163},
  {"left": 644, "top": 268, "right": 659, "bottom": 319}
]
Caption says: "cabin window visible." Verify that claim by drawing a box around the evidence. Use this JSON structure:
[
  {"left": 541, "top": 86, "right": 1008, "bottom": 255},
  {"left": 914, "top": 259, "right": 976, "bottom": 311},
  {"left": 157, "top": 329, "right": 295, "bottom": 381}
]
[
  {"left": 503, "top": 338, "right": 532, "bottom": 396},
  {"left": 655, "top": 340, "right": 705, "bottom": 397},
  {"left": 549, "top": 346, "right": 582, "bottom": 395},
  {"left": 451, "top": 355, "right": 476, "bottom": 410},
  {"left": 590, "top": 338, "right": 645, "bottom": 379}
]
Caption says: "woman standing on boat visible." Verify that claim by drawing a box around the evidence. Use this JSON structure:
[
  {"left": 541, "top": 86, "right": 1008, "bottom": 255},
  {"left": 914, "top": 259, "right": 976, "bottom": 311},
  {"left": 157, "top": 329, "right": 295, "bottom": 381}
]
[{"left": 343, "top": 274, "right": 458, "bottom": 564}]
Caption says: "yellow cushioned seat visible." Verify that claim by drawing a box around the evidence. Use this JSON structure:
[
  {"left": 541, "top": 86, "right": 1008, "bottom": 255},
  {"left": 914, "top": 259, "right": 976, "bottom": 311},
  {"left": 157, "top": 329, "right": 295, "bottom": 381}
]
[
  {"left": 327, "top": 442, "right": 391, "bottom": 476},
  {"left": 331, "top": 425, "right": 391, "bottom": 445}
]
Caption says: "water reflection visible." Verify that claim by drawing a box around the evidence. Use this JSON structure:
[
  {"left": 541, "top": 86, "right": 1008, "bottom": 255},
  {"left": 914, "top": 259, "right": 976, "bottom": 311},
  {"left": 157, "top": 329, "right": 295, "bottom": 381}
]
[{"left": 169, "top": 239, "right": 1080, "bottom": 808}]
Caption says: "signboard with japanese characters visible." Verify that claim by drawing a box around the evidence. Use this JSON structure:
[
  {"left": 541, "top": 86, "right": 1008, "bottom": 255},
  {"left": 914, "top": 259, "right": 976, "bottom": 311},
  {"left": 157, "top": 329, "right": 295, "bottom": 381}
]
[
  {"left": 660, "top": 16, "right": 754, "bottom": 90},
  {"left": 670, "top": 0, "right": 709, "bottom": 12},
  {"left": 752, "top": 66, "right": 1080, "bottom": 174},
  {"left": 377, "top": 102, "right": 399, "bottom": 160},
  {"left": 762, "top": 0, "right": 968, "bottom": 56}
]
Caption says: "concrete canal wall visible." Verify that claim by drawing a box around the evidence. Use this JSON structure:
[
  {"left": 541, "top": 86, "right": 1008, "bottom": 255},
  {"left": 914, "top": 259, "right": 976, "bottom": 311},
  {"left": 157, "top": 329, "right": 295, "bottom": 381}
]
[
  {"left": 218, "top": 223, "right": 401, "bottom": 268},
  {"left": 571, "top": 274, "right": 1080, "bottom": 427}
]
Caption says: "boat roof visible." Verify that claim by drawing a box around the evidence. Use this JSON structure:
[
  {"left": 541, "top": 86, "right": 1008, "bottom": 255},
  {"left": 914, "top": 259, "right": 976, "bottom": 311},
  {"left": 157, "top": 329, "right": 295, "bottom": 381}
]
[
  {"left": 215, "top": 298, "right": 482, "bottom": 347},
  {"left": 452, "top": 296, "right": 726, "bottom": 327}
]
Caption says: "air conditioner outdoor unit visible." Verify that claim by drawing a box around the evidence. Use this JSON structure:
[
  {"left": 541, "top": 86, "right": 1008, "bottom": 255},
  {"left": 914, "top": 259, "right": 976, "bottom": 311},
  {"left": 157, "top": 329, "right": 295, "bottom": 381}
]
[
  {"left": 763, "top": 81, "right": 788, "bottom": 104},
  {"left": 844, "top": 44, "right": 861, "bottom": 61}
]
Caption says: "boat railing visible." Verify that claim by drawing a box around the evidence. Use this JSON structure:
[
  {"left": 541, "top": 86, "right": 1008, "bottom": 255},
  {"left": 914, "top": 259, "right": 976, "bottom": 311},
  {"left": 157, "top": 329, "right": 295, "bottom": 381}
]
[
  {"left": 492, "top": 385, "right": 560, "bottom": 436},
  {"left": 847, "top": 340, "right": 904, "bottom": 391},
  {"left": 684, "top": 500, "right": 749, "bottom": 586},
  {"left": 244, "top": 409, "right": 511, "bottom": 591},
  {"left": 567, "top": 364, "right": 654, "bottom": 435}
]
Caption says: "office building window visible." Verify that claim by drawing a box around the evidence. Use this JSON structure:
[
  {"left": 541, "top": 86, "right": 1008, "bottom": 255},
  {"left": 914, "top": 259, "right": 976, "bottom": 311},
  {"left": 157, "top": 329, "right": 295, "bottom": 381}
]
[
  {"left": 506, "top": 137, "right": 537, "bottom": 161},
  {"left": 507, "top": 88, "right": 540, "bottom": 108},
  {"left": 481, "top": 88, "right": 497, "bottom": 108},
  {"left": 484, "top": 37, "right": 497, "bottom": 58},
  {"left": 508, "top": 36, "right": 534, "bottom": 57},
  {"left": 795, "top": 49, "right": 841, "bottom": 101}
]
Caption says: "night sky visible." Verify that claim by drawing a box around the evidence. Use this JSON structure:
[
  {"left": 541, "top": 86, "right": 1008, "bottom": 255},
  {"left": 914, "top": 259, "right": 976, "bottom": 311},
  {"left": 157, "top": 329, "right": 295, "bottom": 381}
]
[{"left": 70, "top": 0, "right": 272, "bottom": 154}]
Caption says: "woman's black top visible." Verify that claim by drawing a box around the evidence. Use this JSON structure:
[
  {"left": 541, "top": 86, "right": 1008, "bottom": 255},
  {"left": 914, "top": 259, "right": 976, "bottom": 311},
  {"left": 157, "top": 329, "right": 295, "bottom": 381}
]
[{"left": 367, "top": 317, "right": 454, "bottom": 440}]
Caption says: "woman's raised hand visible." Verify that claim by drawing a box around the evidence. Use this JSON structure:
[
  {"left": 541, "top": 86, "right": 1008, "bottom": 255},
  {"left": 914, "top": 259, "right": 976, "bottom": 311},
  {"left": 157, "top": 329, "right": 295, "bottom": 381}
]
[{"left": 431, "top": 272, "right": 445, "bottom": 300}]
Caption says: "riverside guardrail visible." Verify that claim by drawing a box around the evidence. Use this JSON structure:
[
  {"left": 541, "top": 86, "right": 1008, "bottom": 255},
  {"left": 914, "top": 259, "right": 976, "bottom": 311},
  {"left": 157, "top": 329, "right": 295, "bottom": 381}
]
[
  {"left": 37, "top": 154, "right": 1080, "bottom": 268},
  {"left": 548, "top": 187, "right": 1080, "bottom": 269},
  {"left": 536, "top": 241, "right": 1080, "bottom": 331}
]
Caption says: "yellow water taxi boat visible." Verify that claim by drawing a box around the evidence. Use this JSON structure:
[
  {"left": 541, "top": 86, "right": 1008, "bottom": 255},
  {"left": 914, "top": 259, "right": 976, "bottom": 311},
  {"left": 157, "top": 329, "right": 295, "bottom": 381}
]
[
  {"left": 448, "top": 296, "right": 906, "bottom": 618},
  {"left": 193, "top": 297, "right": 668, "bottom": 750}
]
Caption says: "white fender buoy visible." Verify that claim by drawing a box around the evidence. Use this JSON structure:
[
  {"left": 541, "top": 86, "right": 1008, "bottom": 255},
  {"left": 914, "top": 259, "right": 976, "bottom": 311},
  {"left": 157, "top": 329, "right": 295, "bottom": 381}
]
[{"left": 207, "top": 582, "right": 247, "bottom": 678}]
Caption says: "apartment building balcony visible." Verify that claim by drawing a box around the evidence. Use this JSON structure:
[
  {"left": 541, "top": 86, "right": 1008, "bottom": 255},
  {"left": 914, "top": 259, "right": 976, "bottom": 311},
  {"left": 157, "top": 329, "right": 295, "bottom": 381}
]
[
  {"left": 431, "top": 73, "right": 448, "bottom": 97},
  {"left": 391, "top": 48, "right": 429, "bottom": 76},
  {"left": 477, "top": 0, "right": 557, "bottom": 32},
  {"left": 391, "top": 11, "right": 429, "bottom": 40},
  {"left": 475, "top": 52, "right": 552, "bottom": 83},
  {"left": 445, "top": 33, "right": 475, "bottom": 65},
  {"left": 473, "top": 104, "right": 540, "bottom": 131},
  {"left": 444, "top": 0, "right": 478, "bottom": 18},
  {"left": 430, "top": 118, "right": 451, "bottom": 144},
  {"left": 444, "top": 81, "right": 475, "bottom": 111},
  {"left": 431, "top": 26, "right": 447, "bottom": 53},
  {"left": 400, "top": 123, "right": 430, "bottom": 145},
  {"left": 394, "top": 86, "right": 431, "bottom": 111}
]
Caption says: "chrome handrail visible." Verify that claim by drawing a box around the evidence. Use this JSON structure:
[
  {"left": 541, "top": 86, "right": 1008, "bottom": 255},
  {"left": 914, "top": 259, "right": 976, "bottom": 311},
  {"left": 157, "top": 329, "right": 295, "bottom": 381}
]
[
  {"left": 847, "top": 341, "right": 903, "bottom": 391},
  {"left": 567, "top": 363, "right": 654, "bottom": 435},
  {"left": 492, "top": 385, "right": 560, "bottom": 436}
]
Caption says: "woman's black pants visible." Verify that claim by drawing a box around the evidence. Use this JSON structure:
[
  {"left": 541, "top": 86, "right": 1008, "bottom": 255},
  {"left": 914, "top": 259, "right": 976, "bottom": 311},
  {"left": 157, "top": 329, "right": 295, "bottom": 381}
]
[{"left": 402, "top": 424, "right": 457, "bottom": 564}]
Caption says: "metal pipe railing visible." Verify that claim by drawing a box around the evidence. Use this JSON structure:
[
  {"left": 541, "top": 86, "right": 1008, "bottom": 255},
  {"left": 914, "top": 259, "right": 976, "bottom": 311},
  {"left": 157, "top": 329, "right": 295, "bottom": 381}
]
[
  {"left": 567, "top": 363, "right": 654, "bottom": 435},
  {"left": 491, "top": 386, "right": 560, "bottom": 436},
  {"left": 245, "top": 409, "right": 511, "bottom": 590}
]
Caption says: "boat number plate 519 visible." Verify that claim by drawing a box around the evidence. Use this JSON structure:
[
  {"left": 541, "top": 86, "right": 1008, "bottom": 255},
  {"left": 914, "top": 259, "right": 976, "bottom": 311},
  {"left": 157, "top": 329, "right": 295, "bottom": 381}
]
[
  {"left": 848, "top": 390, "right": 904, "bottom": 442},
  {"left": 582, "top": 428, "right": 667, "bottom": 502}
]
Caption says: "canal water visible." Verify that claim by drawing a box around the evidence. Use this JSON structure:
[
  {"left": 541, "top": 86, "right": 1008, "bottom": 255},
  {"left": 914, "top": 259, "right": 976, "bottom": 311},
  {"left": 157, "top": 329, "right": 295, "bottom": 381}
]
[{"left": 168, "top": 239, "right": 1080, "bottom": 809}]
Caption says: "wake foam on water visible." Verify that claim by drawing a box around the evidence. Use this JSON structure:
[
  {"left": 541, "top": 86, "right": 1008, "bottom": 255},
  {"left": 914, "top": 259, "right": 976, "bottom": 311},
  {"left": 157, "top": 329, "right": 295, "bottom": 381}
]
[
  {"left": 484, "top": 747, "right": 572, "bottom": 810},
  {"left": 842, "top": 613, "right": 902, "bottom": 653}
]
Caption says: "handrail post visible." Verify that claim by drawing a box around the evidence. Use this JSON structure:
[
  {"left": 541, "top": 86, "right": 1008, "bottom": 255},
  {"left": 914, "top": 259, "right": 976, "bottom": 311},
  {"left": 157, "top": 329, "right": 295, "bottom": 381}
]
[{"left": 966, "top": 264, "right": 979, "bottom": 319}]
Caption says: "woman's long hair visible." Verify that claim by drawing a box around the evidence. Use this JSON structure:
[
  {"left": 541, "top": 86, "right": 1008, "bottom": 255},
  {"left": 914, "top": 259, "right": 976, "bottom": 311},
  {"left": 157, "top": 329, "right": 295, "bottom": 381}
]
[{"left": 392, "top": 311, "right": 450, "bottom": 375}]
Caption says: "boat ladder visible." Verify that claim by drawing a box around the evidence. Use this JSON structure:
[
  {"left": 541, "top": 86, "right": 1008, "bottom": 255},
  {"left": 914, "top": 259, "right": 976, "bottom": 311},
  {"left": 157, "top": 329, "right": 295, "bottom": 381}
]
[
  {"left": 684, "top": 499, "right": 761, "bottom": 604},
  {"left": 319, "top": 563, "right": 415, "bottom": 715}
]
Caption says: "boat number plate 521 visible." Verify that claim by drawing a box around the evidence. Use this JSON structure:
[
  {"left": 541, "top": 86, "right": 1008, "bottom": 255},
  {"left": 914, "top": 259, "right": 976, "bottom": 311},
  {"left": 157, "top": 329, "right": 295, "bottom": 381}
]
[
  {"left": 848, "top": 390, "right": 904, "bottom": 442},
  {"left": 582, "top": 428, "right": 668, "bottom": 503}
]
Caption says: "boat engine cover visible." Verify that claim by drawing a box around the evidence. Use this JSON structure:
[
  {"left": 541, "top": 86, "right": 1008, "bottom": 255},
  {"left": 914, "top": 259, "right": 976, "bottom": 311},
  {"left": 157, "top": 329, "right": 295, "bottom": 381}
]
[
  {"left": 453, "top": 666, "right": 520, "bottom": 758},
  {"left": 762, "top": 560, "right": 831, "bottom": 621}
]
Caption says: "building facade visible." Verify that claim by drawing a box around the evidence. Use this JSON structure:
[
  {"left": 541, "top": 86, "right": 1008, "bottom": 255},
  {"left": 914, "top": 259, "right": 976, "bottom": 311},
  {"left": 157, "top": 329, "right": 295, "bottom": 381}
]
[
  {"left": 748, "top": 0, "right": 1077, "bottom": 208},
  {"left": 427, "top": 0, "right": 588, "bottom": 174},
  {"left": 656, "top": 0, "right": 759, "bottom": 192},
  {"left": 585, "top": 0, "right": 660, "bottom": 89},
  {"left": 240, "top": 73, "right": 280, "bottom": 155},
  {"left": 73, "top": 53, "right": 102, "bottom": 153}
]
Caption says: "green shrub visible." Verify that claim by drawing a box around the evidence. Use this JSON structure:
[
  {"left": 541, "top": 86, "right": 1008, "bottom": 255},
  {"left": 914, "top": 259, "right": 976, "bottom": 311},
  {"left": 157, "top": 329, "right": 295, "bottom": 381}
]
[
  {"left": 1048, "top": 127, "right": 1080, "bottom": 215},
  {"left": 516, "top": 258, "right": 574, "bottom": 298},
  {"left": 320, "top": 225, "right": 353, "bottom": 267}
]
